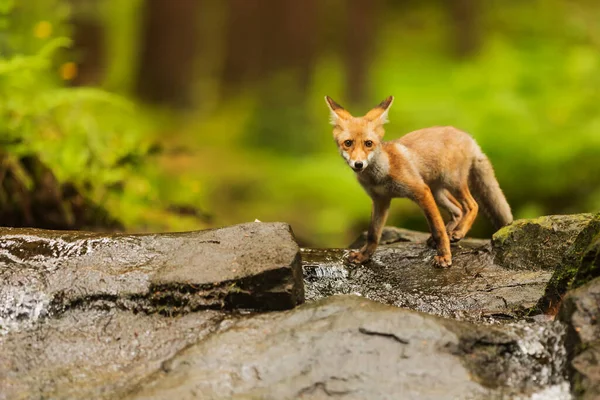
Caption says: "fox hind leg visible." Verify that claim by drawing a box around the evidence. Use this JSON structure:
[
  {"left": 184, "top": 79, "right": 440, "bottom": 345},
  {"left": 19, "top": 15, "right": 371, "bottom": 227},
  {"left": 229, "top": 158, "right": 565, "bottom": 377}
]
[
  {"left": 439, "top": 189, "right": 464, "bottom": 234},
  {"left": 427, "top": 189, "right": 464, "bottom": 248},
  {"left": 449, "top": 185, "right": 479, "bottom": 242}
]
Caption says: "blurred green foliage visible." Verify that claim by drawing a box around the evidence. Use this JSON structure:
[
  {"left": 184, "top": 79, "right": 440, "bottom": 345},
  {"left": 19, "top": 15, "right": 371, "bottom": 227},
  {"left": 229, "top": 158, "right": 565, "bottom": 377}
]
[
  {"left": 1, "top": 0, "right": 600, "bottom": 247},
  {"left": 174, "top": 1, "right": 600, "bottom": 246},
  {"left": 0, "top": 0, "right": 206, "bottom": 232}
]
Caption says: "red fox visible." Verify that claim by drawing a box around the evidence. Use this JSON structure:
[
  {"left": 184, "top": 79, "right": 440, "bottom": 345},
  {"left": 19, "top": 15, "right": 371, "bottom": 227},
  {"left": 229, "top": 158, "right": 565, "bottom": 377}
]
[{"left": 325, "top": 96, "right": 513, "bottom": 268}]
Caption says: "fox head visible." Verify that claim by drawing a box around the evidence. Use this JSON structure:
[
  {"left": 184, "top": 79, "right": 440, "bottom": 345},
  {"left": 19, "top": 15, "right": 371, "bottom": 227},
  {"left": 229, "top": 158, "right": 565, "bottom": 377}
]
[{"left": 325, "top": 96, "right": 394, "bottom": 172}]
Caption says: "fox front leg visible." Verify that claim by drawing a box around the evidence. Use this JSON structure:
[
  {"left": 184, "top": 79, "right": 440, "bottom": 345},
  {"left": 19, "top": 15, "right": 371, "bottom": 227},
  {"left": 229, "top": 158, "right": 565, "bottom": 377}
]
[{"left": 348, "top": 197, "right": 391, "bottom": 264}]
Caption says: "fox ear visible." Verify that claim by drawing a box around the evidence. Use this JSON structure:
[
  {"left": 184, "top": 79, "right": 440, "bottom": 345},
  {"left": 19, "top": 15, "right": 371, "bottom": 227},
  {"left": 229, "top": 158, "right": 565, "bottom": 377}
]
[
  {"left": 365, "top": 96, "right": 394, "bottom": 124},
  {"left": 325, "top": 96, "right": 352, "bottom": 125}
]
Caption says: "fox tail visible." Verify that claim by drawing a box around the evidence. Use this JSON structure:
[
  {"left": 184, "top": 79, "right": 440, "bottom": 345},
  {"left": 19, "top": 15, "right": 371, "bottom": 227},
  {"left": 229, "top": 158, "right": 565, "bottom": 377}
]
[{"left": 469, "top": 155, "right": 513, "bottom": 230}]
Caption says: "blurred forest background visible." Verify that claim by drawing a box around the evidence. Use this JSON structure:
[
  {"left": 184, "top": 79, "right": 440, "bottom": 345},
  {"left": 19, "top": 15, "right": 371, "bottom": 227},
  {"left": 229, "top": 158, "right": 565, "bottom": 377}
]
[{"left": 1, "top": 0, "right": 600, "bottom": 247}]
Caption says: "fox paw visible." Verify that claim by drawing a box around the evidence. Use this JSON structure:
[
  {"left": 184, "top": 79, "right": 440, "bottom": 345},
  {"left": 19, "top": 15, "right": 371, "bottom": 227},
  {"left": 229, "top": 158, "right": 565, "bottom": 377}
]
[
  {"left": 434, "top": 254, "right": 452, "bottom": 268},
  {"left": 450, "top": 231, "right": 464, "bottom": 243},
  {"left": 347, "top": 250, "right": 371, "bottom": 264}
]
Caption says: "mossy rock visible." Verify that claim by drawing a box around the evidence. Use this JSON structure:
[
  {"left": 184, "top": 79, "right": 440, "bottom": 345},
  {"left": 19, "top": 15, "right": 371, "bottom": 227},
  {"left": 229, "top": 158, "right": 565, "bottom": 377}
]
[
  {"left": 535, "top": 213, "right": 600, "bottom": 314},
  {"left": 572, "top": 233, "right": 600, "bottom": 290},
  {"left": 492, "top": 214, "right": 593, "bottom": 271}
]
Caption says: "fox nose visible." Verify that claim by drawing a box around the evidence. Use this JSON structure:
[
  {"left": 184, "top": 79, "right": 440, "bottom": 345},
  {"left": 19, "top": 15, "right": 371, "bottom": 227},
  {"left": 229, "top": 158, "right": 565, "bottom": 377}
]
[{"left": 354, "top": 161, "right": 364, "bottom": 170}]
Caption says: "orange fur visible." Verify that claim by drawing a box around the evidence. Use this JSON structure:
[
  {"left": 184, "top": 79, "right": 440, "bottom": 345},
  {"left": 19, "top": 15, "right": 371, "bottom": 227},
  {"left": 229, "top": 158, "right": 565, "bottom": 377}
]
[{"left": 325, "top": 96, "right": 513, "bottom": 268}]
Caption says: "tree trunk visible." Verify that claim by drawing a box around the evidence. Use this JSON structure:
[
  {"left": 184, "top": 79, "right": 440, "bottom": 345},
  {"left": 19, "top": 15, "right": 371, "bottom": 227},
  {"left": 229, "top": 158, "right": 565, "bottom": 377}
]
[
  {"left": 220, "top": 0, "right": 317, "bottom": 95},
  {"left": 344, "top": 0, "right": 379, "bottom": 104},
  {"left": 446, "top": 0, "right": 481, "bottom": 58},
  {"left": 135, "top": 0, "right": 201, "bottom": 107}
]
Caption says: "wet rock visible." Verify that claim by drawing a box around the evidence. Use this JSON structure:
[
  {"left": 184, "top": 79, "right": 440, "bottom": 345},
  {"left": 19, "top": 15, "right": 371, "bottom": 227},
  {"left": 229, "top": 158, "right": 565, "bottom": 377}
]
[
  {"left": 349, "top": 226, "right": 430, "bottom": 248},
  {"left": 126, "top": 295, "right": 566, "bottom": 400},
  {"left": 558, "top": 277, "right": 600, "bottom": 399},
  {"left": 0, "top": 222, "right": 303, "bottom": 334},
  {"left": 537, "top": 213, "right": 600, "bottom": 313},
  {"left": 338, "top": 217, "right": 596, "bottom": 320},
  {"left": 303, "top": 239, "right": 552, "bottom": 322},
  {"left": 0, "top": 308, "right": 226, "bottom": 399},
  {"left": 0, "top": 216, "right": 580, "bottom": 399},
  {"left": 493, "top": 214, "right": 593, "bottom": 271}
]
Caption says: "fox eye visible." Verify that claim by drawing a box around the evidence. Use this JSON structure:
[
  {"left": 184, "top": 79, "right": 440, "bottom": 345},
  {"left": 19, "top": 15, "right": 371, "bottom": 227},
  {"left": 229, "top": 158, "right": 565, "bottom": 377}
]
[
  {"left": 343, "top": 140, "right": 353, "bottom": 147},
  {"left": 365, "top": 140, "right": 373, "bottom": 148}
]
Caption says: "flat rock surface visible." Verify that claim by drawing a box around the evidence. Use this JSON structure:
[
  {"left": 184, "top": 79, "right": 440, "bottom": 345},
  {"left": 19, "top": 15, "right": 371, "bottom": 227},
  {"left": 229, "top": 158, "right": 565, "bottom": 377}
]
[
  {"left": 125, "top": 295, "right": 566, "bottom": 400},
  {"left": 0, "top": 222, "right": 303, "bottom": 335},
  {"left": 304, "top": 237, "right": 552, "bottom": 321}
]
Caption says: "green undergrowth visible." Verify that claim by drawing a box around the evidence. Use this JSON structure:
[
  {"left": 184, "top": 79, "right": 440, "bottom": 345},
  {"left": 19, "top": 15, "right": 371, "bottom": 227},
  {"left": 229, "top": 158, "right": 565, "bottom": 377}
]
[{"left": 0, "top": 1, "right": 208, "bottom": 232}]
